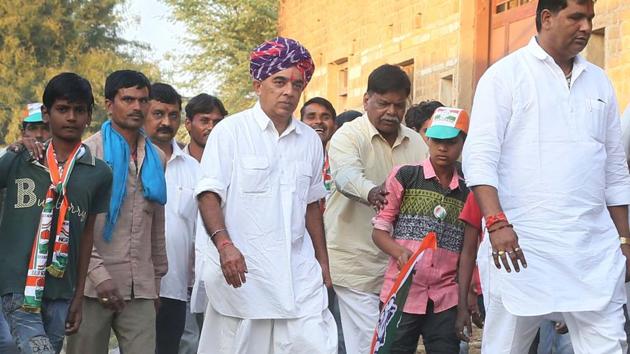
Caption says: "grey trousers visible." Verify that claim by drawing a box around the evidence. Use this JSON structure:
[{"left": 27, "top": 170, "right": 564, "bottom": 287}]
[{"left": 66, "top": 297, "right": 156, "bottom": 354}]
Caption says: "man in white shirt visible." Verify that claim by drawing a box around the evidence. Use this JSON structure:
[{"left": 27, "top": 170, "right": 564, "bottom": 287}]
[
  {"left": 144, "top": 83, "right": 199, "bottom": 354},
  {"left": 463, "top": 1, "right": 630, "bottom": 353},
  {"left": 324, "top": 64, "right": 427, "bottom": 354},
  {"left": 195, "top": 37, "right": 336, "bottom": 354},
  {"left": 179, "top": 93, "right": 227, "bottom": 354}
]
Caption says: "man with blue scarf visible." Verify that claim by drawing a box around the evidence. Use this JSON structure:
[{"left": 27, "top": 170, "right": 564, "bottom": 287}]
[{"left": 67, "top": 70, "right": 168, "bottom": 354}]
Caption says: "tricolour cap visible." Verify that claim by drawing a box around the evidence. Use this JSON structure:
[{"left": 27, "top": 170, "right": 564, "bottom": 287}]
[
  {"left": 22, "top": 103, "right": 43, "bottom": 124},
  {"left": 425, "top": 107, "right": 469, "bottom": 139}
]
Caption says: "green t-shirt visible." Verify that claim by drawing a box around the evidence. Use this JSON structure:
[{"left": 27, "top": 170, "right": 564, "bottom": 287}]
[{"left": 0, "top": 146, "right": 112, "bottom": 300}]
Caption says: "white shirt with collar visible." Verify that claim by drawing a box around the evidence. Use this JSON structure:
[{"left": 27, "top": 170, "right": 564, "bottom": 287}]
[
  {"left": 195, "top": 101, "right": 328, "bottom": 319},
  {"left": 183, "top": 142, "right": 211, "bottom": 313},
  {"left": 159, "top": 140, "right": 200, "bottom": 302},
  {"left": 463, "top": 37, "right": 630, "bottom": 316}
]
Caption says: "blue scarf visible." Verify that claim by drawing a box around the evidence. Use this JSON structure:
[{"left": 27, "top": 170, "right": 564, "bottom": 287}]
[{"left": 101, "top": 120, "right": 167, "bottom": 242}]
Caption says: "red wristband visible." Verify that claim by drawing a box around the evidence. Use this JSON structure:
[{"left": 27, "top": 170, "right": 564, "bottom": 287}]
[
  {"left": 485, "top": 212, "right": 508, "bottom": 229},
  {"left": 217, "top": 240, "right": 233, "bottom": 251}
]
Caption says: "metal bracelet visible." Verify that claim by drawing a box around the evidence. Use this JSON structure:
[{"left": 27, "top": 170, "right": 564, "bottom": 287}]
[{"left": 210, "top": 228, "right": 227, "bottom": 240}]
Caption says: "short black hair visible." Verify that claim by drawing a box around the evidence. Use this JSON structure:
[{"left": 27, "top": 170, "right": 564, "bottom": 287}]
[
  {"left": 185, "top": 93, "right": 228, "bottom": 120},
  {"left": 151, "top": 83, "right": 182, "bottom": 111},
  {"left": 299, "top": 97, "right": 336, "bottom": 121},
  {"left": 335, "top": 110, "right": 362, "bottom": 128},
  {"left": 104, "top": 70, "right": 151, "bottom": 100},
  {"left": 535, "top": 0, "right": 590, "bottom": 32},
  {"left": 42, "top": 72, "right": 95, "bottom": 114},
  {"left": 405, "top": 100, "right": 444, "bottom": 131},
  {"left": 366, "top": 64, "right": 411, "bottom": 97}
]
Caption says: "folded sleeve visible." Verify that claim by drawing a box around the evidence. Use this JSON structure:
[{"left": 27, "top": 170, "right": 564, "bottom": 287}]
[
  {"left": 195, "top": 123, "right": 235, "bottom": 206},
  {"left": 306, "top": 139, "right": 327, "bottom": 204},
  {"left": 462, "top": 68, "right": 513, "bottom": 189}
]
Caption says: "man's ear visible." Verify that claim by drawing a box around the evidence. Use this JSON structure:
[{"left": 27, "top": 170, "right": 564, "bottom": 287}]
[
  {"left": 41, "top": 105, "right": 50, "bottom": 124},
  {"left": 363, "top": 92, "right": 371, "bottom": 111},
  {"left": 540, "top": 9, "right": 554, "bottom": 31},
  {"left": 105, "top": 98, "right": 114, "bottom": 116},
  {"left": 252, "top": 81, "right": 262, "bottom": 96}
]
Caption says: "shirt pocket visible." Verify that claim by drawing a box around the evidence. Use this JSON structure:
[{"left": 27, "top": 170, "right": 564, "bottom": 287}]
[
  {"left": 176, "top": 186, "right": 197, "bottom": 220},
  {"left": 239, "top": 155, "right": 270, "bottom": 194},
  {"left": 584, "top": 98, "right": 606, "bottom": 143},
  {"left": 295, "top": 161, "right": 313, "bottom": 203}
]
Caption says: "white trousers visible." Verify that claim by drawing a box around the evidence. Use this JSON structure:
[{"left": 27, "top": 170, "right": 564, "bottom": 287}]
[
  {"left": 334, "top": 285, "right": 380, "bottom": 354},
  {"left": 197, "top": 303, "right": 337, "bottom": 354},
  {"left": 482, "top": 294, "right": 627, "bottom": 354}
]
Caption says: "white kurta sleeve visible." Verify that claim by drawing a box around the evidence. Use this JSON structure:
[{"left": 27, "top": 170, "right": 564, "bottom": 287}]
[
  {"left": 463, "top": 68, "right": 513, "bottom": 189},
  {"left": 603, "top": 84, "right": 630, "bottom": 206},
  {"left": 195, "top": 123, "right": 235, "bottom": 206},
  {"left": 306, "top": 137, "right": 327, "bottom": 204}
]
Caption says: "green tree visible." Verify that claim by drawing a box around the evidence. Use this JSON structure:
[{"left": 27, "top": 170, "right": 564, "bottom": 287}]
[
  {"left": 0, "top": 0, "right": 160, "bottom": 145},
  {"left": 165, "top": 0, "right": 278, "bottom": 112}
]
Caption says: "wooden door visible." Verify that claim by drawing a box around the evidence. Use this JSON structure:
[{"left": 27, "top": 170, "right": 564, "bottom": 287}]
[{"left": 488, "top": 0, "right": 537, "bottom": 65}]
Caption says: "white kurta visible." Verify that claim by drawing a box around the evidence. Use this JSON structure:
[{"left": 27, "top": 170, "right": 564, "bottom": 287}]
[
  {"left": 463, "top": 37, "right": 630, "bottom": 316},
  {"left": 183, "top": 143, "right": 212, "bottom": 313},
  {"left": 195, "top": 101, "right": 328, "bottom": 319},
  {"left": 159, "top": 141, "right": 199, "bottom": 301}
]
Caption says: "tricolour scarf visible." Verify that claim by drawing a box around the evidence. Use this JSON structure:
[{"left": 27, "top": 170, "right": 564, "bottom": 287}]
[
  {"left": 23, "top": 143, "right": 82, "bottom": 313},
  {"left": 101, "top": 120, "right": 167, "bottom": 242}
]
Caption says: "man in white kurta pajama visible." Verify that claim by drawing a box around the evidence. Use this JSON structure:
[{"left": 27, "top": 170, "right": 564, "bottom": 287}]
[
  {"left": 195, "top": 37, "right": 337, "bottom": 354},
  {"left": 463, "top": 1, "right": 630, "bottom": 353}
]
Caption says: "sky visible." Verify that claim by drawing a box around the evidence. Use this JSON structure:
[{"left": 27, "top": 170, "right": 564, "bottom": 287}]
[{"left": 119, "top": 0, "right": 216, "bottom": 97}]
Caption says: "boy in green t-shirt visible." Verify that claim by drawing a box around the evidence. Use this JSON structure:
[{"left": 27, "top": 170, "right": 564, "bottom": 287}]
[{"left": 0, "top": 72, "right": 112, "bottom": 354}]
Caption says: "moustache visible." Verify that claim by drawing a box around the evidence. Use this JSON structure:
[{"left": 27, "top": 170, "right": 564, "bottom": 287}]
[
  {"left": 381, "top": 115, "right": 400, "bottom": 122},
  {"left": 157, "top": 127, "right": 174, "bottom": 134}
]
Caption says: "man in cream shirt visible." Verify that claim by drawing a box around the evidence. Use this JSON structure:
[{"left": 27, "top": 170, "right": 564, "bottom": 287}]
[{"left": 324, "top": 64, "right": 427, "bottom": 354}]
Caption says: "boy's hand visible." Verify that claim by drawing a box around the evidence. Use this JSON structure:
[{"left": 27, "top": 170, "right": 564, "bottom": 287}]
[
  {"left": 396, "top": 247, "right": 413, "bottom": 270},
  {"left": 467, "top": 290, "right": 484, "bottom": 329},
  {"left": 455, "top": 304, "right": 473, "bottom": 342},
  {"left": 95, "top": 279, "right": 125, "bottom": 312},
  {"left": 65, "top": 296, "right": 83, "bottom": 335}
]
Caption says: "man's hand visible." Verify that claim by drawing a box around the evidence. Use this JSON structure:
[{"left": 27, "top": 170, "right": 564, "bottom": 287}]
[
  {"left": 489, "top": 224, "right": 527, "bottom": 273},
  {"left": 367, "top": 184, "right": 388, "bottom": 211},
  {"left": 555, "top": 322, "right": 569, "bottom": 335},
  {"left": 621, "top": 244, "right": 630, "bottom": 282},
  {"left": 396, "top": 247, "right": 413, "bottom": 270},
  {"left": 95, "top": 279, "right": 125, "bottom": 312},
  {"left": 455, "top": 304, "right": 472, "bottom": 342},
  {"left": 219, "top": 244, "right": 248, "bottom": 288},
  {"left": 11, "top": 137, "right": 45, "bottom": 160},
  {"left": 65, "top": 296, "right": 83, "bottom": 335},
  {"left": 320, "top": 261, "right": 333, "bottom": 288},
  {"left": 154, "top": 297, "right": 161, "bottom": 313}
]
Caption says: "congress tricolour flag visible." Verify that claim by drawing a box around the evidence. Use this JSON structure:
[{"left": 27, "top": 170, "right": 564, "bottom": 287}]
[{"left": 369, "top": 232, "right": 437, "bottom": 354}]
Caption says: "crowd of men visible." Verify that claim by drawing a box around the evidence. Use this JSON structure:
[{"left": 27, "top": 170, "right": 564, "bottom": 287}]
[{"left": 1, "top": 1, "right": 630, "bottom": 354}]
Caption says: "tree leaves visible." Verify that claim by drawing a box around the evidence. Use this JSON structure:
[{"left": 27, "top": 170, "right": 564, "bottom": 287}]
[
  {"left": 165, "top": 0, "right": 277, "bottom": 112},
  {"left": 0, "top": 0, "right": 159, "bottom": 145}
]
